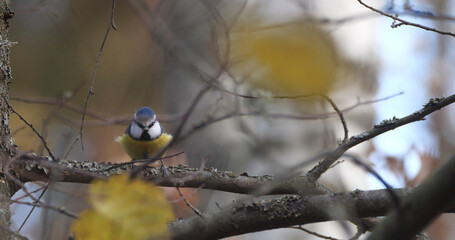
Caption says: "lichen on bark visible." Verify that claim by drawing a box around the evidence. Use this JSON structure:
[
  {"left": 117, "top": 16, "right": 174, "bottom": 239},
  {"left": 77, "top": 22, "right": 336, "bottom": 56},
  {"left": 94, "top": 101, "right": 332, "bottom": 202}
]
[{"left": 0, "top": 0, "right": 16, "bottom": 239}]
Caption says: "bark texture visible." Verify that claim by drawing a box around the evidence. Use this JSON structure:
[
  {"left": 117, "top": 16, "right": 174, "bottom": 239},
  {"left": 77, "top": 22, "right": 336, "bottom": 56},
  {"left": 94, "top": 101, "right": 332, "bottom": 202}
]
[{"left": 0, "top": 1, "right": 15, "bottom": 239}]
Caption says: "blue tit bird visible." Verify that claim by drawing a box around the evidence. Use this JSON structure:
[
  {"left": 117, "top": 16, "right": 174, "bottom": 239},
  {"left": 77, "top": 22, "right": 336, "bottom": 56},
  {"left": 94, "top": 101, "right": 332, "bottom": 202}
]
[{"left": 116, "top": 107, "right": 173, "bottom": 170}]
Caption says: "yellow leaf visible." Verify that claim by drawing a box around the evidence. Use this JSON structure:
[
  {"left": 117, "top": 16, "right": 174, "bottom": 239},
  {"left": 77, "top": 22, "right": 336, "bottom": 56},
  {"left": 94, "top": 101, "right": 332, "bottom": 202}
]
[
  {"left": 72, "top": 210, "right": 116, "bottom": 240},
  {"left": 231, "top": 23, "right": 339, "bottom": 95},
  {"left": 72, "top": 175, "right": 174, "bottom": 240}
]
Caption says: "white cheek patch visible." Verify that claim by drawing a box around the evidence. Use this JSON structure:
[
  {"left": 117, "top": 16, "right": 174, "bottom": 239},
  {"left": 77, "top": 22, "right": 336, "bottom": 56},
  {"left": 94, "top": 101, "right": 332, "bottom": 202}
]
[
  {"left": 129, "top": 122, "right": 143, "bottom": 139},
  {"left": 147, "top": 121, "right": 162, "bottom": 139}
]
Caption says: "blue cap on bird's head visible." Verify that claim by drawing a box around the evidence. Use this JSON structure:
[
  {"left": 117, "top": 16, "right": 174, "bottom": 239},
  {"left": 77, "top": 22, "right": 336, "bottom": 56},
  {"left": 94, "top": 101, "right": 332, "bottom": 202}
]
[{"left": 134, "top": 107, "right": 156, "bottom": 123}]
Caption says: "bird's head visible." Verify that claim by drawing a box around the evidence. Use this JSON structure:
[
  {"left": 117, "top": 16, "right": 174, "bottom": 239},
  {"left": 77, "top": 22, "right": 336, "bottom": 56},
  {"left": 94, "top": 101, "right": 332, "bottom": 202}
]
[{"left": 129, "top": 107, "right": 161, "bottom": 140}]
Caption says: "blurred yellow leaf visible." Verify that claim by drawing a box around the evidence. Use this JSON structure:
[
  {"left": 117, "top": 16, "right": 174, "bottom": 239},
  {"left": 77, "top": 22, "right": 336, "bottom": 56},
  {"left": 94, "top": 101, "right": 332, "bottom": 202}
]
[
  {"left": 72, "top": 210, "right": 116, "bottom": 240},
  {"left": 72, "top": 175, "right": 173, "bottom": 240},
  {"left": 232, "top": 23, "right": 338, "bottom": 95}
]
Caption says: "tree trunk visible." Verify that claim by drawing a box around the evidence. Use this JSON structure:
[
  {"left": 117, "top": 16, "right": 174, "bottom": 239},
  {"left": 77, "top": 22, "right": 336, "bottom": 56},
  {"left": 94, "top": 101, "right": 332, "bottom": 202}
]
[{"left": 0, "top": 0, "right": 16, "bottom": 239}]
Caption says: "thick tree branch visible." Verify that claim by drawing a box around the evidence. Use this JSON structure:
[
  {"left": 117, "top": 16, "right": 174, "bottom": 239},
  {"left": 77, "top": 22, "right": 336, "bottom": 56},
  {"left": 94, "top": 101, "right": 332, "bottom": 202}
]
[
  {"left": 3, "top": 94, "right": 455, "bottom": 240},
  {"left": 168, "top": 188, "right": 455, "bottom": 240},
  {"left": 307, "top": 95, "right": 455, "bottom": 182},
  {"left": 8, "top": 156, "right": 327, "bottom": 195},
  {"left": 6, "top": 95, "right": 453, "bottom": 191},
  {"left": 368, "top": 153, "right": 455, "bottom": 240},
  {"left": 6, "top": 95, "right": 455, "bottom": 197}
]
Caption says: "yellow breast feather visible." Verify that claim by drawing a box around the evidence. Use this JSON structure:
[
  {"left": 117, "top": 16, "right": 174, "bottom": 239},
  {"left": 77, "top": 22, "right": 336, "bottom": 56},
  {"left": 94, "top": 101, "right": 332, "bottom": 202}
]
[{"left": 116, "top": 133, "right": 173, "bottom": 160}]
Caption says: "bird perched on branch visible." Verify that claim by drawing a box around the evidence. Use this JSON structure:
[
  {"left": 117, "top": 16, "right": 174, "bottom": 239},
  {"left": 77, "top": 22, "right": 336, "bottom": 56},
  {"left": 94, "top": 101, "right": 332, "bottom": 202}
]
[{"left": 116, "top": 107, "right": 173, "bottom": 173}]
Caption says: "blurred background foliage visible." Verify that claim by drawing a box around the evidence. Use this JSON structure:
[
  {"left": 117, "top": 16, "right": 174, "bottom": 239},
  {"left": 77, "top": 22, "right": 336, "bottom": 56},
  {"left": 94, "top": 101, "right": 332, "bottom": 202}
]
[
  {"left": 231, "top": 22, "right": 339, "bottom": 95},
  {"left": 9, "top": 0, "right": 372, "bottom": 170},
  {"left": 8, "top": 0, "right": 455, "bottom": 239},
  {"left": 11, "top": 0, "right": 166, "bottom": 161}
]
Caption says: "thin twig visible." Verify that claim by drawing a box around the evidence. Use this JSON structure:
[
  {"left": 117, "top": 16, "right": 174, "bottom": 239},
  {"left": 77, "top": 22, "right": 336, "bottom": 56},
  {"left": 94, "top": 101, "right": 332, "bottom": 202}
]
[
  {"left": 54, "top": 111, "right": 181, "bottom": 128},
  {"left": 215, "top": 92, "right": 350, "bottom": 141},
  {"left": 128, "top": 0, "right": 213, "bottom": 76},
  {"left": 9, "top": 199, "right": 78, "bottom": 219},
  {"left": 221, "top": 87, "right": 403, "bottom": 103},
  {"left": 2, "top": 169, "right": 79, "bottom": 220},
  {"left": 13, "top": 91, "right": 402, "bottom": 130},
  {"left": 79, "top": 0, "right": 117, "bottom": 150},
  {"left": 289, "top": 225, "right": 340, "bottom": 240},
  {"left": 38, "top": 87, "right": 82, "bottom": 156},
  {"left": 7, "top": 103, "right": 56, "bottom": 160},
  {"left": 343, "top": 92, "right": 403, "bottom": 112},
  {"left": 64, "top": 135, "right": 80, "bottom": 160},
  {"left": 4, "top": 156, "right": 50, "bottom": 205},
  {"left": 239, "top": 9, "right": 455, "bottom": 33},
  {"left": 179, "top": 92, "right": 403, "bottom": 142},
  {"left": 12, "top": 185, "right": 47, "bottom": 202},
  {"left": 176, "top": 187, "right": 203, "bottom": 217},
  {"left": 171, "top": 184, "right": 205, "bottom": 204},
  {"left": 18, "top": 186, "right": 48, "bottom": 231},
  {"left": 343, "top": 153, "right": 400, "bottom": 208},
  {"left": 11, "top": 125, "right": 26, "bottom": 136},
  {"left": 10, "top": 95, "right": 111, "bottom": 121},
  {"left": 357, "top": 0, "right": 455, "bottom": 37},
  {"left": 320, "top": 95, "right": 349, "bottom": 142},
  {"left": 307, "top": 95, "right": 455, "bottom": 183}
]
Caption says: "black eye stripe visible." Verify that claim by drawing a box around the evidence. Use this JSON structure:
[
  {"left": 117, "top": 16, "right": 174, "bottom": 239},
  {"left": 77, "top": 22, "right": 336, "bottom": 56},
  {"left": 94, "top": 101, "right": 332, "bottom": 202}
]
[
  {"left": 135, "top": 121, "right": 145, "bottom": 129},
  {"left": 136, "top": 121, "right": 155, "bottom": 129}
]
